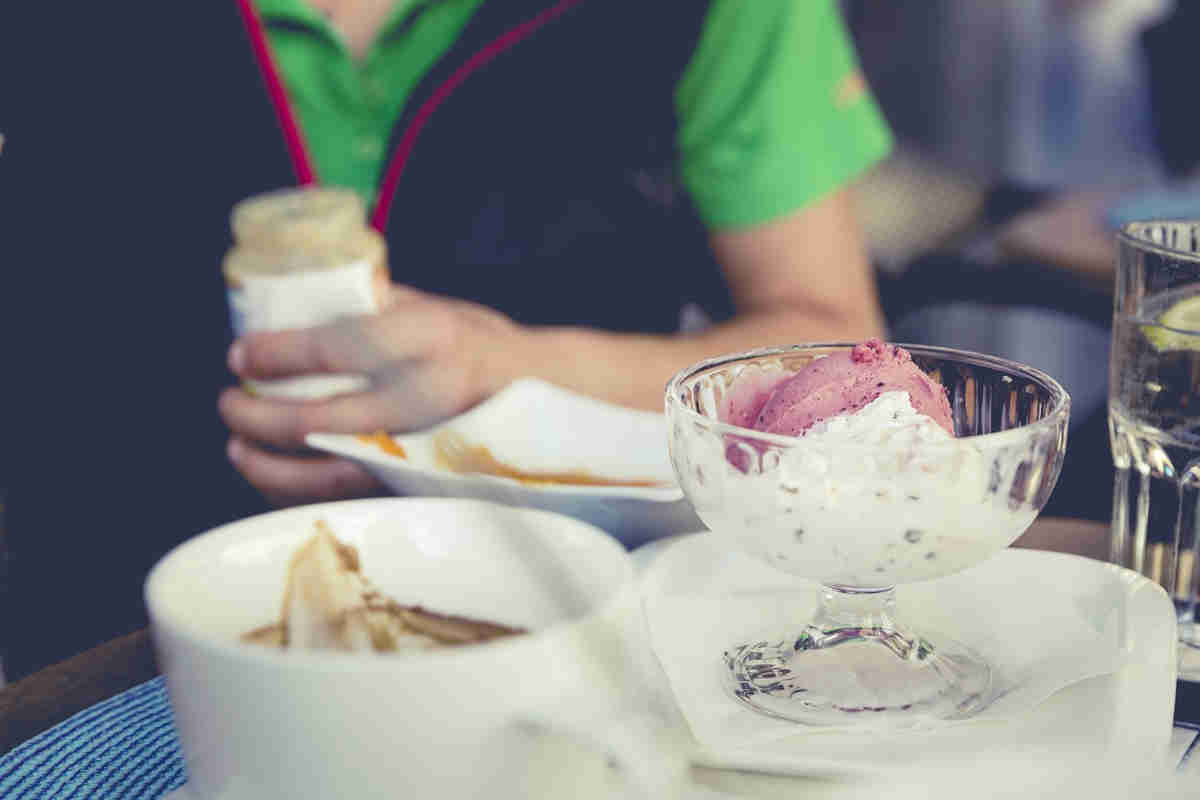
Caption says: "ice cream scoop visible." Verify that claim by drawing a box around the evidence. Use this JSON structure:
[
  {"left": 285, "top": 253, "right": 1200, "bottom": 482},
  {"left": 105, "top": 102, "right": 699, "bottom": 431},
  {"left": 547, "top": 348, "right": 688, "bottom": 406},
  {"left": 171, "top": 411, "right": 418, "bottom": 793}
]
[{"left": 741, "top": 339, "right": 955, "bottom": 437}]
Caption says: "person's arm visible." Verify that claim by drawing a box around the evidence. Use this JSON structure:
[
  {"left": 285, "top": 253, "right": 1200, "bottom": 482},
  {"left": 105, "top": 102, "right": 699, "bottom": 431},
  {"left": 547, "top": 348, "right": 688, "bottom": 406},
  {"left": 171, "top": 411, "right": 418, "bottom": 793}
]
[
  {"left": 218, "top": 0, "right": 891, "bottom": 503},
  {"left": 512, "top": 0, "right": 894, "bottom": 411},
  {"left": 219, "top": 185, "right": 882, "bottom": 503},
  {"left": 527, "top": 187, "right": 884, "bottom": 410}
]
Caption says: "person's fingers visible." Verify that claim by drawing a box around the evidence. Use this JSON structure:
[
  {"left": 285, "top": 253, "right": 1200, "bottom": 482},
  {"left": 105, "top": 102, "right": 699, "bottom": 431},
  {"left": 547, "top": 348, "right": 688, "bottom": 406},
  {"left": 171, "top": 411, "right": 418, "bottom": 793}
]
[
  {"left": 219, "top": 376, "right": 459, "bottom": 448},
  {"left": 219, "top": 387, "right": 393, "bottom": 450},
  {"left": 229, "top": 299, "right": 459, "bottom": 381},
  {"left": 353, "top": 301, "right": 469, "bottom": 364},
  {"left": 385, "top": 282, "right": 432, "bottom": 305},
  {"left": 226, "top": 437, "right": 382, "bottom": 507},
  {"left": 228, "top": 317, "right": 371, "bottom": 380},
  {"left": 219, "top": 387, "right": 309, "bottom": 450}
]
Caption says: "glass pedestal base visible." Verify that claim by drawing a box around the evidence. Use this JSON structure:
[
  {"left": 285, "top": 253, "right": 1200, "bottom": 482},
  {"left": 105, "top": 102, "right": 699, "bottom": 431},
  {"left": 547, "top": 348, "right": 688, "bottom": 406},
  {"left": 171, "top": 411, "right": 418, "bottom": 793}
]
[{"left": 725, "top": 585, "right": 993, "bottom": 727}]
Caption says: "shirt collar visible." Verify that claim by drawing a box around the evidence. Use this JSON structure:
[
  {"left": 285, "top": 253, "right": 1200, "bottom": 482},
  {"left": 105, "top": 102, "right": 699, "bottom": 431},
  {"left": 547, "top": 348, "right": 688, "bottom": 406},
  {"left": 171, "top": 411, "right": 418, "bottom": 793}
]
[
  {"left": 253, "top": 0, "right": 447, "bottom": 37},
  {"left": 254, "top": 0, "right": 331, "bottom": 30}
]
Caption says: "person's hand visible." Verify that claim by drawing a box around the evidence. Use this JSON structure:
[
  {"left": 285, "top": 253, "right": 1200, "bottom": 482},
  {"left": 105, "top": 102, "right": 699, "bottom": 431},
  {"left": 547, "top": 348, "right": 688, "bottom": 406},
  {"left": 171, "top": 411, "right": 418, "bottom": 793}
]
[{"left": 219, "top": 286, "right": 524, "bottom": 506}]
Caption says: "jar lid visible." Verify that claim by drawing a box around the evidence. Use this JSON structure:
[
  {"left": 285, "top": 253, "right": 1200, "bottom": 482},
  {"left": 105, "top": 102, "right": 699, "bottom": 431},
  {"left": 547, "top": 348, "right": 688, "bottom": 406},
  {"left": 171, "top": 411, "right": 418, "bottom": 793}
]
[
  {"left": 223, "top": 226, "right": 386, "bottom": 285},
  {"left": 231, "top": 187, "right": 366, "bottom": 250}
]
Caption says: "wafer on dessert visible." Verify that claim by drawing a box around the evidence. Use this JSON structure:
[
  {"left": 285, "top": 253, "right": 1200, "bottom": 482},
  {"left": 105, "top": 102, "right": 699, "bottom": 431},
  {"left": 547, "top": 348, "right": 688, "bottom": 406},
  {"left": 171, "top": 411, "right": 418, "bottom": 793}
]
[{"left": 243, "top": 520, "right": 523, "bottom": 652}]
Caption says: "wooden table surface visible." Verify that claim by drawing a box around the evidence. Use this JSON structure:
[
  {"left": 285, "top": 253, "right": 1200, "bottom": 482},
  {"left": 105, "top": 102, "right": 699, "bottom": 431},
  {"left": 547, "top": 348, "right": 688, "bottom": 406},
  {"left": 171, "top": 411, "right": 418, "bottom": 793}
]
[{"left": 0, "top": 517, "right": 1111, "bottom": 755}]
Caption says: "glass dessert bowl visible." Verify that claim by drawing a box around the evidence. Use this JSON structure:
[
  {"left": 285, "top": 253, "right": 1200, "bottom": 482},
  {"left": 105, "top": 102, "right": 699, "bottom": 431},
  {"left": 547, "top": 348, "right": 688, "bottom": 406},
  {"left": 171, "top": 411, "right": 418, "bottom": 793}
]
[{"left": 665, "top": 343, "right": 1070, "bottom": 727}]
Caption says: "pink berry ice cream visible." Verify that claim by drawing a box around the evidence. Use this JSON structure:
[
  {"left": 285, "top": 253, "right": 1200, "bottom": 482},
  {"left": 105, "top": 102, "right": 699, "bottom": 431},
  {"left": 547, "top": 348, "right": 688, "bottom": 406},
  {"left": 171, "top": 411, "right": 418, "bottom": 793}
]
[{"left": 727, "top": 339, "right": 955, "bottom": 437}]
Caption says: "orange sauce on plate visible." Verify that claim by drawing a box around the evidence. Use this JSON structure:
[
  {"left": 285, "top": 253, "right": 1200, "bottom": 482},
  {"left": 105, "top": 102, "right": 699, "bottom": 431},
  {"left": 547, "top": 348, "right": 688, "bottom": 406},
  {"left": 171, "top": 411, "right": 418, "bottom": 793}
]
[
  {"left": 356, "top": 429, "right": 667, "bottom": 488},
  {"left": 357, "top": 431, "right": 407, "bottom": 458},
  {"left": 432, "top": 430, "right": 666, "bottom": 488}
]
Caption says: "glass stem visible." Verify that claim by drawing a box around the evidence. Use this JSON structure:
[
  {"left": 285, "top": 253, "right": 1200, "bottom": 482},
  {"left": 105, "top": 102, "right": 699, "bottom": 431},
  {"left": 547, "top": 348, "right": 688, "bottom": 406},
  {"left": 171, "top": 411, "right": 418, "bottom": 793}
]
[{"left": 813, "top": 584, "right": 899, "bottom": 634}]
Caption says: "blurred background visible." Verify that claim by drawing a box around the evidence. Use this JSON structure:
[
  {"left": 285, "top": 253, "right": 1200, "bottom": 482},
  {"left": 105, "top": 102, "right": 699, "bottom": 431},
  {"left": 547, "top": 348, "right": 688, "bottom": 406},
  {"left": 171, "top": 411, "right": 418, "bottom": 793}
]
[{"left": 844, "top": 0, "right": 1199, "bottom": 522}]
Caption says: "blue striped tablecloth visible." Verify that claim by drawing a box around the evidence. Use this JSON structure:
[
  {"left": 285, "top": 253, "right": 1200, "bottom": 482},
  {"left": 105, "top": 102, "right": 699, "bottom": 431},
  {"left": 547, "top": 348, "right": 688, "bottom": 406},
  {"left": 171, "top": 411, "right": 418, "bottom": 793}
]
[
  {"left": 1, "top": 677, "right": 1197, "bottom": 799},
  {"left": 0, "top": 678, "right": 185, "bottom": 800}
]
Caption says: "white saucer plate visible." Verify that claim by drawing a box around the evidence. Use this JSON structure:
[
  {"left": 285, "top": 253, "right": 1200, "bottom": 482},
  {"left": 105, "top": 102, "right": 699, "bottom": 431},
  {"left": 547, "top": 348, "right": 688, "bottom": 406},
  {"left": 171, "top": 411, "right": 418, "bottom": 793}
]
[{"left": 633, "top": 534, "right": 1179, "bottom": 780}]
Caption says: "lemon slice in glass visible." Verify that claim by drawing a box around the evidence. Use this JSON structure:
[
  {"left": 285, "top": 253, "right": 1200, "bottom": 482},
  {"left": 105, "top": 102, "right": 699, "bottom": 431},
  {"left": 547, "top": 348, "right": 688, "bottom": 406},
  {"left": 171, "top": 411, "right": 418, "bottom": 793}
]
[{"left": 1145, "top": 295, "right": 1200, "bottom": 351}]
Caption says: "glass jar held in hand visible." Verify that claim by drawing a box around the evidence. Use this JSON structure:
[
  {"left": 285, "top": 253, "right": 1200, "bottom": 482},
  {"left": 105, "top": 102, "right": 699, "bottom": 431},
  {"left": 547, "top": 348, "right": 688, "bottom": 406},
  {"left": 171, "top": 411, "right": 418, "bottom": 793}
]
[
  {"left": 218, "top": 192, "right": 525, "bottom": 507},
  {"left": 223, "top": 187, "right": 390, "bottom": 400}
]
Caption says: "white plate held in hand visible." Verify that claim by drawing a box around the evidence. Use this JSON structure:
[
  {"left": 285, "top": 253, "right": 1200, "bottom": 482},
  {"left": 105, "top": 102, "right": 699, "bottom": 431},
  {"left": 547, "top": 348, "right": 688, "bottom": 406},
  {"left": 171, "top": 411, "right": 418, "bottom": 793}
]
[{"left": 307, "top": 378, "right": 701, "bottom": 547}]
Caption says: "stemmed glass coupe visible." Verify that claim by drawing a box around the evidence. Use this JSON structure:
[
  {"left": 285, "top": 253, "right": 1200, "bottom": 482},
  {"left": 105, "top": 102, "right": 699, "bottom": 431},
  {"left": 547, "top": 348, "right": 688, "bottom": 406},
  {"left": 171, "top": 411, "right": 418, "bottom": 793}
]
[{"left": 665, "top": 344, "right": 1070, "bottom": 726}]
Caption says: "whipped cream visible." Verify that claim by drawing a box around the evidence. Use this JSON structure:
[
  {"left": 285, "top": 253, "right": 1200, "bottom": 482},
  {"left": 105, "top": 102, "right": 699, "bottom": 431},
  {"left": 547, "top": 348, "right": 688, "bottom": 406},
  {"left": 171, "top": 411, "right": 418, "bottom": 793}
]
[
  {"left": 800, "top": 390, "right": 953, "bottom": 445},
  {"left": 683, "top": 392, "right": 1035, "bottom": 587}
]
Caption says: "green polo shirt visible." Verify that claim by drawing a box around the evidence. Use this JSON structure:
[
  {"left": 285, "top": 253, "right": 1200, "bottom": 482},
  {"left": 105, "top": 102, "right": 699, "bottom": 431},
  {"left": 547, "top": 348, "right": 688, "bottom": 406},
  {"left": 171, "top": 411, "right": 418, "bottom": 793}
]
[{"left": 258, "top": 0, "right": 890, "bottom": 230}]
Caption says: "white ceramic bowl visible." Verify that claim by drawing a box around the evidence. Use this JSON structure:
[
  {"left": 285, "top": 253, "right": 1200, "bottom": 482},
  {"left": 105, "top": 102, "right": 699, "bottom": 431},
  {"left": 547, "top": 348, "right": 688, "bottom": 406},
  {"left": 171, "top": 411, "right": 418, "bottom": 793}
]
[
  {"left": 305, "top": 379, "right": 702, "bottom": 547},
  {"left": 146, "top": 498, "right": 668, "bottom": 800}
]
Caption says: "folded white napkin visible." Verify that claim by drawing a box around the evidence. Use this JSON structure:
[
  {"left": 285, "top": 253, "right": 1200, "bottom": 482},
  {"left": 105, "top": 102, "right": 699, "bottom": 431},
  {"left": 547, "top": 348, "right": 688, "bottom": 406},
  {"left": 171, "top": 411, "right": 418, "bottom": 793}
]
[{"left": 642, "top": 533, "right": 1174, "bottom": 776}]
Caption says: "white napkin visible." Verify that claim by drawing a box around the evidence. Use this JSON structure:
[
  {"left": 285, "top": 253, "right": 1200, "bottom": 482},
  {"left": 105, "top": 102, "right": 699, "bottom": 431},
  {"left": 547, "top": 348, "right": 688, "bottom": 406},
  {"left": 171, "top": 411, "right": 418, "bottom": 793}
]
[{"left": 642, "top": 533, "right": 1172, "bottom": 776}]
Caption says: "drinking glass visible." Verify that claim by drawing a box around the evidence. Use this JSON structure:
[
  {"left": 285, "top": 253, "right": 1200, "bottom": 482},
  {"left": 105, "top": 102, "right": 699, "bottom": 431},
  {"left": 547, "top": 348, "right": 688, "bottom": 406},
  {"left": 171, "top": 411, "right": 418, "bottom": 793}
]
[
  {"left": 666, "top": 345, "right": 1069, "bottom": 727},
  {"left": 1111, "top": 221, "right": 1200, "bottom": 679}
]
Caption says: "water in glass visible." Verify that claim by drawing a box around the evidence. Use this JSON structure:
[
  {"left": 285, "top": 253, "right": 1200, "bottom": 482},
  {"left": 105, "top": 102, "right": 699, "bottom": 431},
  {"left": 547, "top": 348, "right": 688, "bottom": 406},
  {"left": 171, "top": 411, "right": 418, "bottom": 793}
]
[{"left": 1111, "top": 223, "right": 1200, "bottom": 679}]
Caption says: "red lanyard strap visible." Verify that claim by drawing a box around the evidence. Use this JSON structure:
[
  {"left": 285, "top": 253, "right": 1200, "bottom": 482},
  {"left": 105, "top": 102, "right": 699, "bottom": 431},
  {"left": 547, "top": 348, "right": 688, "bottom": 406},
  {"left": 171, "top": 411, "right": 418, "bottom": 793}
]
[
  {"left": 369, "top": 0, "right": 584, "bottom": 232},
  {"left": 235, "top": 0, "right": 584, "bottom": 232},
  {"left": 235, "top": 0, "right": 317, "bottom": 185}
]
